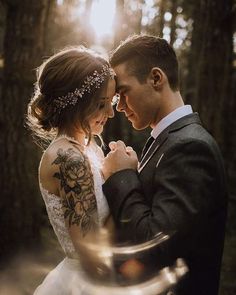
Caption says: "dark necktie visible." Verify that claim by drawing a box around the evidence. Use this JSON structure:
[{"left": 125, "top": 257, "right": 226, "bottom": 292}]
[{"left": 141, "top": 136, "right": 155, "bottom": 160}]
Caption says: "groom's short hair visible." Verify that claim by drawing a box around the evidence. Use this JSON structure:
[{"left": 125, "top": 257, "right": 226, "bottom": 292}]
[{"left": 109, "top": 34, "right": 179, "bottom": 91}]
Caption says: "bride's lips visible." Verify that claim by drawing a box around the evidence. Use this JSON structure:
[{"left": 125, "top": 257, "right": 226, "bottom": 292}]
[
  {"left": 96, "top": 119, "right": 107, "bottom": 125},
  {"left": 100, "top": 120, "right": 107, "bottom": 125}
]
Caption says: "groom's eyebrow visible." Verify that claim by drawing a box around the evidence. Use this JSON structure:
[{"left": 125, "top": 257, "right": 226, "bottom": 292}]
[{"left": 116, "top": 84, "right": 127, "bottom": 93}]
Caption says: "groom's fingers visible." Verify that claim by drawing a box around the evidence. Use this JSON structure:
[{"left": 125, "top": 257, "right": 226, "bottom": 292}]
[
  {"left": 126, "top": 146, "right": 133, "bottom": 153},
  {"left": 129, "top": 149, "right": 138, "bottom": 159}
]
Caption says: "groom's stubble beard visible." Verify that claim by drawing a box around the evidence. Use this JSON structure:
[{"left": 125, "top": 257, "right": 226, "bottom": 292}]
[{"left": 129, "top": 117, "right": 151, "bottom": 131}]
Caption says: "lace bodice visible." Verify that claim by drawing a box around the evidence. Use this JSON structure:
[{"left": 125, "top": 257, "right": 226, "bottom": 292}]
[{"left": 39, "top": 138, "right": 110, "bottom": 257}]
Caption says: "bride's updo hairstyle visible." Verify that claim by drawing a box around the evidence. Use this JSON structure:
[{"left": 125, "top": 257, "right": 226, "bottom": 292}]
[{"left": 27, "top": 46, "right": 114, "bottom": 147}]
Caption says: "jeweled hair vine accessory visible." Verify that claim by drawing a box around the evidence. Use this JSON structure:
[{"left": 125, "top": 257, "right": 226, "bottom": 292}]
[{"left": 53, "top": 64, "right": 116, "bottom": 112}]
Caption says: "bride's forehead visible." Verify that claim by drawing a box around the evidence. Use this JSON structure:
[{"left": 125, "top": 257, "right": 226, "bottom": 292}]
[{"left": 101, "top": 79, "right": 116, "bottom": 97}]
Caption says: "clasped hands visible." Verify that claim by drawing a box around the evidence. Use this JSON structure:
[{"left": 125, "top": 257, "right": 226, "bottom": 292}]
[{"left": 102, "top": 140, "right": 138, "bottom": 181}]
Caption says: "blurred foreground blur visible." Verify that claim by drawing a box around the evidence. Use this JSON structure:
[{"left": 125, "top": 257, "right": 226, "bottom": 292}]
[
  {"left": 0, "top": 228, "right": 64, "bottom": 295},
  {"left": 0, "top": 227, "right": 235, "bottom": 295}
]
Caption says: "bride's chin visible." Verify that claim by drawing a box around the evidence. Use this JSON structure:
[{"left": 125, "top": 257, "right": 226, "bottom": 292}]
[{"left": 92, "top": 126, "right": 104, "bottom": 136}]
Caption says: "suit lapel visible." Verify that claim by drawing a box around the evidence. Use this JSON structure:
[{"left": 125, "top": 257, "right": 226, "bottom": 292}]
[
  {"left": 138, "top": 113, "right": 202, "bottom": 173},
  {"left": 138, "top": 131, "right": 168, "bottom": 173}
]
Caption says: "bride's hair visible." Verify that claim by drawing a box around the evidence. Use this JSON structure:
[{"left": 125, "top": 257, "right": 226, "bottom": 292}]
[{"left": 26, "top": 46, "right": 112, "bottom": 148}]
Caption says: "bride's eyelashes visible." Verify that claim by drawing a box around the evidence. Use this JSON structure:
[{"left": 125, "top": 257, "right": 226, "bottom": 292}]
[
  {"left": 98, "top": 102, "right": 106, "bottom": 109},
  {"left": 97, "top": 97, "right": 115, "bottom": 110},
  {"left": 96, "top": 98, "right": 107, "bottom": 110}
]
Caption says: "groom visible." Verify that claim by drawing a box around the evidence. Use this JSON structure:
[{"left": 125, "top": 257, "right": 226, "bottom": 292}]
[{"left": 102, "top": 35, "right": 228, "bottom": 295}]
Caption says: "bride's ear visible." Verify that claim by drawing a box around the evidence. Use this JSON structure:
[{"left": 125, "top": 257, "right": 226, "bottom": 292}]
[{"left": 148, "top": 67, "right": 166, "bottom": 90}]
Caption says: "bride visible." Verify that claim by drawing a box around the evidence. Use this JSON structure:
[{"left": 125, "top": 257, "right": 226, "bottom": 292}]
[{"left": 26, "top": 46, "right": 138, "bottom": 294}]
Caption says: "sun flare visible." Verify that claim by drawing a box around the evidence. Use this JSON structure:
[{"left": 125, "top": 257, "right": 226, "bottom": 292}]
[{"left": 90, "top": 0, "right": 116, "bottom": 40}]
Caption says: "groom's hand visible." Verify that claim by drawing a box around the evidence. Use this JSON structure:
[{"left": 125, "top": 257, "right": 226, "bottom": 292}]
[{"left": 102, "top": 140, "right": 138, "bottom": 180}]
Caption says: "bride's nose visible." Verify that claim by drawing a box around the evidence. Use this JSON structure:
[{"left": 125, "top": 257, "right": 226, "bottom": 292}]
[{"left": 107, "top": 103, "right": 114, "bottom": 118}]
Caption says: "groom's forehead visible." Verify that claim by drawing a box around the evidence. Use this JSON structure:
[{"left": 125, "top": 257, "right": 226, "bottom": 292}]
[
  {"left": 113, "top": 63, "right": 129, "bottom": 79},
  {"left": 114, "top": 65, "right": 134, "bottom": 91},
  {"left": 115, "top": 75, "right": 140, "bottom": 93},
  {"left": 114, "top": 74, "right": 125, "bottom": 92}
]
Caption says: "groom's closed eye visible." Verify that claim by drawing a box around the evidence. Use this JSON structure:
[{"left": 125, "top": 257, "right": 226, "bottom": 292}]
[{"left": 116, "top": 85, "right": 130, "bottom": 97}]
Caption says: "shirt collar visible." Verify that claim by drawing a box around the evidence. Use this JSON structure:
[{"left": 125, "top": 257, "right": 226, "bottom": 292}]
[{"left": 151, "top": 105, "right": 193, "bottom": 139}]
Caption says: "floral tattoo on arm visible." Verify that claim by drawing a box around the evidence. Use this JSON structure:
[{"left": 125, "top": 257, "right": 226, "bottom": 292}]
[{"left": 52, "top": 148, "right": 97, "bottom": 236}]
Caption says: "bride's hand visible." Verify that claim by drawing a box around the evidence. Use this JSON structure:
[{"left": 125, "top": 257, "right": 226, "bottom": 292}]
[
  {"left": 102, "top": 141, "right": 138, "bottom": 180},
  {"left": 109, "top": 141, "right": 136, "bottom": 156},
  {"left": 108, "top": 140, "right": 127, "bottom": 151}
]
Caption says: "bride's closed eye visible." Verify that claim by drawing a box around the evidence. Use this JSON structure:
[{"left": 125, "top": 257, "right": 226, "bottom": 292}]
[
  {"left": 97, "top": 97, "right": 108, "bottom": 110},
  {"left": 98, "top": 102, "right": 106, "bottom": 109},
  {"left": 98, "top": 96, "right": 117, "bottom": 109}
]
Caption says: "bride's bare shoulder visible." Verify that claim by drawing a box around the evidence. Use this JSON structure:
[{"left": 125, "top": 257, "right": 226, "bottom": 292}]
[{"left": 39, "top": 137, "right": 85, "bottom": 195}]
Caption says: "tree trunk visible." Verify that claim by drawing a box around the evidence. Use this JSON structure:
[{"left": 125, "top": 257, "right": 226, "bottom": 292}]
[
  {"left": 187, "top": 0, "right": 233, "bottom": 150},
  {"left": 83, "top": 0, "right": 93, "bottom": 44},
  {"left": 113, "top": 0, "right": 126, "bottom": 46},
  {"left": 134, "top": 0, "right": 144, "bottom": 34},
  {"left": 0, "top": 0, "right": 52, "bottom": 265},
  {"left": 169, "top": 0, "right": 178, "bottom": 46},
  {"left": 147, "top": 0, "right": 166, "bottom": 37},
  {"left": 185, "top": 0, "right": 235, "bottom": 195},
  {"left": 156, "top": 0, "right": 165, "bottom": 37}
]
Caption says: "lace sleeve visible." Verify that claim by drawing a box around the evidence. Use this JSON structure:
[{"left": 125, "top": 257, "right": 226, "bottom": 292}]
[{"left": 52, "top": 146, "right": 98, "bottom": 239}]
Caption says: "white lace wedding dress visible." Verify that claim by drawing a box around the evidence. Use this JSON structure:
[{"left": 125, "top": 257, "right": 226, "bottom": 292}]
[{"left": 34, "top": 139, "right": 110, "bottom": 295}]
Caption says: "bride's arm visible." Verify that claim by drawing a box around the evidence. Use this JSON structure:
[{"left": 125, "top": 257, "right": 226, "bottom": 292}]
[{"left": 52, "top": 144, "right": 98, "bottom": 244}]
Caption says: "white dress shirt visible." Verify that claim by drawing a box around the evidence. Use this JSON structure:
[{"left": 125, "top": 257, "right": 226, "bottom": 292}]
[{"left": 151, "top": 105, "right": 193, "bottom": 139}]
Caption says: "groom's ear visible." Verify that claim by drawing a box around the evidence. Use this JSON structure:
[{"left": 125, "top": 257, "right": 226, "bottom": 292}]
[{"left": 148, "top": 67, "right": 166, "bottom": 90}]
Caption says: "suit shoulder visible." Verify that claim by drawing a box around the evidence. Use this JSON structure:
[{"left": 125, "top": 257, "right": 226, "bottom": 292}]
[{"left": 170, "top": 122, "right": 217, "bottom": 146}]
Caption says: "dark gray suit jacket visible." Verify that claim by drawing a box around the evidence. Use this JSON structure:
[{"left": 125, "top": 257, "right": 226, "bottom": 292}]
[{"left": 103, "top": 113, "right": 228, "bottom": 295}]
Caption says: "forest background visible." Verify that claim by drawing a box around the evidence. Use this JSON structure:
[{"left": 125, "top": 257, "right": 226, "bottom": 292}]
[{"left": 0, "top": 0, "right": 235, "bottom": 294}]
